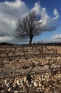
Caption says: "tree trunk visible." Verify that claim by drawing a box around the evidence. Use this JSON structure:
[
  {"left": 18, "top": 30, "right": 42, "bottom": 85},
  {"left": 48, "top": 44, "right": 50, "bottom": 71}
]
[
  {"left": 29, "top": 37, "right": 32, "bottom": 45},
  {"left": 29, "top": 34, "right": 33, "bottom": 45}
]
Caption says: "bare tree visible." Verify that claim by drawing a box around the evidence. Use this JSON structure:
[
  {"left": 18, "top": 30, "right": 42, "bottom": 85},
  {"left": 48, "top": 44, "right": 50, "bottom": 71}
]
[{"left": 15, "top": 11, "right": 42, "bottom": 44}]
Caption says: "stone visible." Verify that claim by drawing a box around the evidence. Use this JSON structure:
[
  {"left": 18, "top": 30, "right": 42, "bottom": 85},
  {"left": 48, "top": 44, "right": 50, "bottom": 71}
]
[
  {"left": 23, "top": 76, "right": 27, "bottom": 83},
  {"left": 4, "top": 79, "right": 7, "bottom": 84},
  {"left": 6, "top": 82, "right": 10, "bottom": 87},
  {"left": 16, "top": 79, "right": 20, "bottom": 86},
  {"left": 39, "top": 83, "right": 41, "bottom": 87},
  {"left": 20, "top": 82, "right": 23, "bottom": 86},
  {"left": 1, "top": 90, "right": 5, "bottom": 93},
  {"left": 8, "top": 87, "right": 12, "bottom": 92},
  {"left": 14, "top": 90, "right": 19, "bottom": 93},
  {"left": 33, "top": 81, "right": 38, "bottom": 87}
]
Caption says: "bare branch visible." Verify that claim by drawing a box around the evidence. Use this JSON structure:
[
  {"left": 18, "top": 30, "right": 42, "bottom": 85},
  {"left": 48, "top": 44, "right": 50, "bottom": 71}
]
[{"left": 15, "top": 11, "right": 42, "bottom": 44}]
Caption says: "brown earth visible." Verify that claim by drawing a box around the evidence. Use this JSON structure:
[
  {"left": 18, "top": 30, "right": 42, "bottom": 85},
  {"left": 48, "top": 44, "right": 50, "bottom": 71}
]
[
  {"left": 47, "top": 46, "right": 61, "bottom": 54},
  {"left": 0, "top": 45, "right": 61, "bottom": 93}
]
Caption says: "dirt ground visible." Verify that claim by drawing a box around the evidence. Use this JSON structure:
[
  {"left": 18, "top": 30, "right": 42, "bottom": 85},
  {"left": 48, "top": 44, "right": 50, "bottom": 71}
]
[
  {"left": 0, "top": 45, "right": 61, "bottom": 93},
  {"left": 47, "top": 46, "right": 61, "bottom": 54}
]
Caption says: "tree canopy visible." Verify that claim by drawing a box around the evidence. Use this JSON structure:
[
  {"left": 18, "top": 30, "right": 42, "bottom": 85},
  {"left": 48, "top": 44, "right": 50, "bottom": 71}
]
[{"left": 15, "top": 11, "right": 43, "bottom": 44}]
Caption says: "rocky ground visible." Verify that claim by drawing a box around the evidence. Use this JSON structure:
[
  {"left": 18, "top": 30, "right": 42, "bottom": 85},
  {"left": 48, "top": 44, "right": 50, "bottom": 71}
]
[{"left": 0, "top": 45, "right": 61, "bottom": 93}]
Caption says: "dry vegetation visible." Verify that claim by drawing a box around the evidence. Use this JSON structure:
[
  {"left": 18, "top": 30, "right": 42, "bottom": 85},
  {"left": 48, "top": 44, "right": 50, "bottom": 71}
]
[{"left": 0, "top": 44, "right": 61, "bottom": 93}]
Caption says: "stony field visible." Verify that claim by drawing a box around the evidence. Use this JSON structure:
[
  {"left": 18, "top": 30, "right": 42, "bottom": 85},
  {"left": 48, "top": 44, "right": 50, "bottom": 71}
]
[{"left": 0, "top": 44, "right": 61, "bottom": 93}]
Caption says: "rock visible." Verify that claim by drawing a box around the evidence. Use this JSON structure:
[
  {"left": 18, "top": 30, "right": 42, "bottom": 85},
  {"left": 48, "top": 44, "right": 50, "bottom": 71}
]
[
  {"left": 14, "top": 90, "right": 19, "bottom": 93},
  {"left": 31, "top": 75, "right": 33, "bottom": 78},
  {"left": 23, "top": 76, "right": 27, "bottom": 83},
  {"left": 31, "top": 80, "right": 34, "bottom": 84},
  {"left": 38, "top": 77, "right": 41, "bottom": 81},
  {"left": 13, "top": 84, "right": 17, "bottom": 88},
  {"left": 16, "top": 79, "right": 20, "bottom": 86},
  {"left": 20, "top": 82, "right": 23, "bottom": 86},
  {"left": 8, "top": 87, "right": 12, "bottom": 92},
  {"left": 6, "top": 82, "right": 10, "bottom": 87},
  {"left": 39, "top": 83, "right": 41, "bottom": 87},
  {"left": 1, "top": 90, "right": 5, "bottom": 93},
  {"left": 4, "top": 79, "right": 7, "bottom": 84},
  {"left": 33, "top": 81, "right": 38, "bottom": 87},
  {"left": 13, "top": 78, "right": 17, "bottom": 87},
  {"left": 57, "top": 56, "right": 61, "bottom": 61}
]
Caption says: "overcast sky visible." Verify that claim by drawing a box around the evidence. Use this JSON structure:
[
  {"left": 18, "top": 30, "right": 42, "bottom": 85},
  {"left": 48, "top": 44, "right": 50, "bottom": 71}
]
[{"left": 0, "top": 0, "right": 61, "bottom": 44}]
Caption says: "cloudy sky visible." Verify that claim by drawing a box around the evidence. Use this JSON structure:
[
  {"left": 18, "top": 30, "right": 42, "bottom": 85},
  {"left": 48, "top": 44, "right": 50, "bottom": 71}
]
[{"left": 0, "top": 0, "right": 61, "bottom": 44}]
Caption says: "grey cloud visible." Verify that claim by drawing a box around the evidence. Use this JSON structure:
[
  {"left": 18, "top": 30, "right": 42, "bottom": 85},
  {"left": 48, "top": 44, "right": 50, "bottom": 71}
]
[
  {"left": 32, "top": 2, "right": 59, "bottom": 32},
  {"left": 43, "top": 25, "right": 58, "bottom": 31},
  {"left": 0, "top": 0, "right": 29, "bottom": 43}
]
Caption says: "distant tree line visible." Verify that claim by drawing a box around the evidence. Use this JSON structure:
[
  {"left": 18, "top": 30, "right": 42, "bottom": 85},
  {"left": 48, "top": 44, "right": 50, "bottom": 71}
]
[
  {"left": 0, "top": 42, "right": 61, "bottom": 46},
  {"left": 0, "top": 42, "right": 13, "bottom": 45}
]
